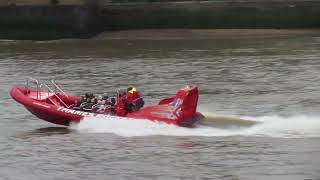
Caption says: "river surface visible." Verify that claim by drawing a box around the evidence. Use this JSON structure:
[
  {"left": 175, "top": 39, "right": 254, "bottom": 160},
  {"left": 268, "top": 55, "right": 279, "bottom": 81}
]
[{"left": 0, "top": 35, "right": 320, "bottom": 180}]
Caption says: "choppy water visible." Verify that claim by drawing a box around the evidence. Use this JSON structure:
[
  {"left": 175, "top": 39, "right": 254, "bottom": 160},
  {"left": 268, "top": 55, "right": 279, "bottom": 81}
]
[{"left": 0, "top": 35, "right": 320, "bottom": 179}]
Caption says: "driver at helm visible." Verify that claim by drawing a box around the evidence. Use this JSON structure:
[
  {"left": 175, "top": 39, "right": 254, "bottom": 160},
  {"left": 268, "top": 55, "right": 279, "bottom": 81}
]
[
  {"left": 126, "top": 86, "right": 144, "bottom": 111},
  {"left": 116, "top": 86, "right": 144, "bottom": 116}
]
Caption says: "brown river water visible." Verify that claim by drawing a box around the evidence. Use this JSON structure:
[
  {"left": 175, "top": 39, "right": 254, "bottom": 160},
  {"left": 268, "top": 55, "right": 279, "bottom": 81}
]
[{"left": 0, "top": 34, "right": 320, "bottom": 179}]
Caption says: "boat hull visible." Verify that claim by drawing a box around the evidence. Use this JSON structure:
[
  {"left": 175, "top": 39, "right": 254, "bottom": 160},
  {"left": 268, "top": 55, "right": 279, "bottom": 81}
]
[{"left": 10, "top": 86, "right": 204, "bottom": 127}]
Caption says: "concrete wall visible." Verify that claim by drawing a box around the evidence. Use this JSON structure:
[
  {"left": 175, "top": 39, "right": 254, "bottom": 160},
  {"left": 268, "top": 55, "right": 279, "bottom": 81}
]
[
  {"left": 100, "top": 1, "right": 320, "bottom": 29},
  {"left": 0, "top": 5, "right": 92, "bottom": 30},
  {"left": 0, "top": 0, "right": 320, "bottom": 40},
  {"left": 0, "top": 5, "right": 101, "bottom": 39}
]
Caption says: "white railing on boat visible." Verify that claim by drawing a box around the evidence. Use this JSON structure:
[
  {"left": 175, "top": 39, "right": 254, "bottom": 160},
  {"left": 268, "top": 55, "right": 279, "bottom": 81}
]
[
  {"left": 26, "top": 78, "right": 69, "bottom": 108},
  {"left": 50, "top": 80, "right": 68, "bottom": 97}
]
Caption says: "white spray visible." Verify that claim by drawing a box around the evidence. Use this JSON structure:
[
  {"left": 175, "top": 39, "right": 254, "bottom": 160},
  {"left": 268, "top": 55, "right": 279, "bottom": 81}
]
[{"left": 71, "top": 113, "right": 320, "bottom": 138}]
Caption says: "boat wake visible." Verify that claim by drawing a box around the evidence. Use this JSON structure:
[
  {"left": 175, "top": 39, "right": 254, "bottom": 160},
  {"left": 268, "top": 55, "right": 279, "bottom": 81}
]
[{"left": 71, "top": 114, "right": 320, "bottom": 138}]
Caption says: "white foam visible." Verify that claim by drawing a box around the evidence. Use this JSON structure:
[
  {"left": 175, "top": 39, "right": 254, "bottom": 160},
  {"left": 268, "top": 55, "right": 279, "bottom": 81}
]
[
  {"left": 71, "top": 114, "right": 320, "bottom": 138},
  {"left": 240, "top": 115, "right": 320, "bottom": 138}
]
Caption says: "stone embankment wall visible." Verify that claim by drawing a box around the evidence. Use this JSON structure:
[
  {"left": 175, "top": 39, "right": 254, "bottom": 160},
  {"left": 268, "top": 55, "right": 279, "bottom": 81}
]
[
  {"left": 0, "top": 0, "right": 319, "bottom": 40},
  {"left": 100, "top": 0, "right": 320, "bottom": 30},
  {"left": 0, "top": 5, "right": 99, "bottom": 39}
]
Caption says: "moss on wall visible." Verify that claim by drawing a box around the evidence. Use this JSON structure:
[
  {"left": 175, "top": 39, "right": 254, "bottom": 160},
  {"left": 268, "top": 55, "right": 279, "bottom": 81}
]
[
  {"left": 102, "top": 1, "right": 320, "bottom": 29},
  {"left": 0, "top": 1, "right": 320, "bottom": 40}
]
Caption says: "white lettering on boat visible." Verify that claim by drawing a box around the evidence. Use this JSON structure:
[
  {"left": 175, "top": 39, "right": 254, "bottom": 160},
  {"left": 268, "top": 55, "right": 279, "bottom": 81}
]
[
  {"left": 150, "top": 111, "right": 177, "bottom": 120},
  {"left": 57, "top": 107, "right": 106, "bottom": 118},
  {"left": 33, "top": 102, "right": 50, "bottom": 109}
]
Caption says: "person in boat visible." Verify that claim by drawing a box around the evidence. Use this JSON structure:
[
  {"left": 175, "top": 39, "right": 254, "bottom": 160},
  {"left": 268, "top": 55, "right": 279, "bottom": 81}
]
[
  {"left": 104, "top": 96, "right": 116, "bottom": 114},
  {"left": 125, "top": 86, "right": 144, "bottom": 112},
  {"left": 74, "top": 93, "right": 91, "bottom": 110},
  {"left": 115, "top": 86, "right": 144, "bottom": 116},
  {"left": 73, "top": 95, "right": 85, "bottom": 110},
  {"left": 108, "top": 97, "right": 116, "bottom": 114},
  {"left": 81, "top": 93, "right": 96, "bottom": 112},
  {"left": 92, "top": 95, "right": 103, "bottom": 111},
  {"left": 115, "top": 91, "right": 127, "bottom": 116}
]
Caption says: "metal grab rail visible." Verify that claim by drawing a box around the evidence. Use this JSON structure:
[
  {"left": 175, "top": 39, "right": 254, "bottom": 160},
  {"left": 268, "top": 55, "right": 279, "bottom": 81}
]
[
  {"left": 41, "top": 83, "right": 68, "bottom": 108},
  {"left": 50, "top": 80, "right": 68, "bottom": 97},
  {"left": 26, "top": 78, "right": 69, "bottom": 108},
  {"left": 26, "top": 78, "right": 40, "bottom": 99}
]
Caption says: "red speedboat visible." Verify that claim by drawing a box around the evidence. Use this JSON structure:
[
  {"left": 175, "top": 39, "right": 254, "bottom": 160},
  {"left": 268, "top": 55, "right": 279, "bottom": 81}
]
[{"left": 10, "top": 79, "right": 204, "bottom": 127}]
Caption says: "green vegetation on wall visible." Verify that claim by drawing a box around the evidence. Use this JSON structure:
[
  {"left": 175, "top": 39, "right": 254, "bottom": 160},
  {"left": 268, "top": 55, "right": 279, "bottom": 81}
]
[
  {"left": 103, "top": 2, "right": 320, "bottom": 30},
  {"left": 0, "top": 1, "right": 320, "bottom": 40}
]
